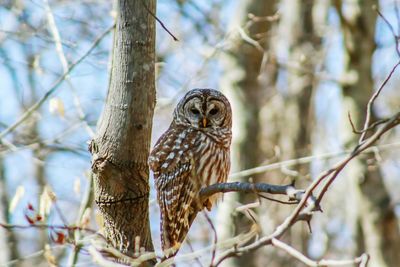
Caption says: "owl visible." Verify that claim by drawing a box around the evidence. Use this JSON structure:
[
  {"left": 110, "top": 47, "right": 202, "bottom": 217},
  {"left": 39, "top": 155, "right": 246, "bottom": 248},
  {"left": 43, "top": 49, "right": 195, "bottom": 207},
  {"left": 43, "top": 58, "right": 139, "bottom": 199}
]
[{"left": 148, "top": 88, "right": 232, "bottom": 257}]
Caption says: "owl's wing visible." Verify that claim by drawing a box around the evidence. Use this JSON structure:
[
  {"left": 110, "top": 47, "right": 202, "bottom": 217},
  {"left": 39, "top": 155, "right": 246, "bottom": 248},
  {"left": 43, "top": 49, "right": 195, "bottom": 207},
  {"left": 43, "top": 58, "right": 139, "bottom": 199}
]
[
  {"left": 149, "top": 125, "right": 202, "bottom": 256},
  {"left": 154, "top": 160, "right": 201, "bottom": 256}
]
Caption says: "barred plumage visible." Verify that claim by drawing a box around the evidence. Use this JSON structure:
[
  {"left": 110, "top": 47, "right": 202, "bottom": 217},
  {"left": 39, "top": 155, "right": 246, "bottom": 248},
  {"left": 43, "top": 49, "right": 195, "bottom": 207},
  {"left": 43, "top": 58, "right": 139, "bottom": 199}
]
[{"left": 149, "top": 88, "right": 232, "bottom": 257}]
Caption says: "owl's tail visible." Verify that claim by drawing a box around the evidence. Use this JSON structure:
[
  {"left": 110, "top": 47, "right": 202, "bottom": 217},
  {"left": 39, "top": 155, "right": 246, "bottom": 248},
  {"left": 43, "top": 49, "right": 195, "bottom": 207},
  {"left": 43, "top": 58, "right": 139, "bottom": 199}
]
[{"left": 160, "top": 201, "right": 200, "bottom": 260}]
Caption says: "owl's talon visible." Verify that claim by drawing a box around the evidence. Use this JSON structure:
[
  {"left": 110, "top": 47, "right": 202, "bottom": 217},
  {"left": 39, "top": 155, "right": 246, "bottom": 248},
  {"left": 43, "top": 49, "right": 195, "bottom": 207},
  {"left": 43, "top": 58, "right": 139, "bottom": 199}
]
[
  {"left": 163, "top": 242, "right": 181, "bottom": 258},
  {"left": 204, "top": 199, "right": 212, "bottom": 211}
]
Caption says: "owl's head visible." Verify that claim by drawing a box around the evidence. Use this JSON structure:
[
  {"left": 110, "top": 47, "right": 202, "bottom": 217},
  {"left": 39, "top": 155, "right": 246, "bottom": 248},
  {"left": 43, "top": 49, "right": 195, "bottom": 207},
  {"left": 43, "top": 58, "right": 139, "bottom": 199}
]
[{"left": 173, "top": 88, "right": 232, "bottom": 130}]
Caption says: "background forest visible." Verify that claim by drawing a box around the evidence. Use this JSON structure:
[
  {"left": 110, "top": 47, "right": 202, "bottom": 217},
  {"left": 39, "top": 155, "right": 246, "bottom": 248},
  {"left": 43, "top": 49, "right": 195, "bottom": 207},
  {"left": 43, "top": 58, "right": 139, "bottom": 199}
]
[{"left": 0, "top": 0, "right": 400, "bottom": 266}]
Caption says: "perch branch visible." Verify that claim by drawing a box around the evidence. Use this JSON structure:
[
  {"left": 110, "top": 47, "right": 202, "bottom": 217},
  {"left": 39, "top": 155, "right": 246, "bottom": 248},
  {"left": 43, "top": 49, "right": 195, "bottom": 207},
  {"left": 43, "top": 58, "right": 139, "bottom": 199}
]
[
  {"left": 200, "top": 182, "right": 302, "bottom": 200},
  {"left": 213, "top": 110, "right": 400, "bottom": 266}
]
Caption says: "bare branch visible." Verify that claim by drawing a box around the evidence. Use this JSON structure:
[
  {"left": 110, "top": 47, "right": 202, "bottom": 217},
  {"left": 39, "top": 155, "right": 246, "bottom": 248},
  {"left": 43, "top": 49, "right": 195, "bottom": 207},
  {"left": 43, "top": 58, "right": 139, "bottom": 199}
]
[
  {"left": 0, "top": 24, "right": 114, "bottom": 140},
  {"left": 0, "top": 222, "right": 98, "bottom": 235},
  {"left": 271, "top": 238, "right": 369, "bottom": 267},
  {"left": 202, "top": 212, "right": 217, "bottom": 267},
  {"left": 228, "top": 140, "right": 400, "bottom": 181},
  {"left": 141, "top": 0, "right": 178, "bottom": 41},
  {"left": 213, "top": 110, "right": 400, "bottom": 266},
  {"left": 348, "top": 111, "right": 390, "bottom": 134},
  {"left": 67, "top": 174, "right": 94, "bottom": 267},
  {"left": 317, "top": 111, "right": 400, "bottom": 203},
  {"left": 44, "top": 0, "right": 95, "bottom": 138},
  {"left": 199, "top": 182, "right": 303, "bottom": 202},
  {"left": 359, "top": 59, "right": 400, "bottom": 142},
  {"left": 374, "top": 5, "right": 400, "bottom": 57}
]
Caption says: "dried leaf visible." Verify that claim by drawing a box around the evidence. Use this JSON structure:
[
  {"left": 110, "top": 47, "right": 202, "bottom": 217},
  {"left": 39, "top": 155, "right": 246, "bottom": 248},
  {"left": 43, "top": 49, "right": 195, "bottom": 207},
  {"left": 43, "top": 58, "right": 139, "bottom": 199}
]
[
  {"left": 24, "top": 214, "right": 35, "bottom": 225},
  {"left": 9, "top": 186, "right": 25, "bottom": 213},
  {"left": 44, "top": 244, "right": 57, "bottom": 267},
  {"left": 49, "top": 97, "right": 65, "bottom": 117},
  {"left": 73, "top": 177, "right": 81, "bottom": 196},
  {"left": 51, "top": 231, "right": 66, "bottom": 244},
  {"left": 40, "top": 186, "right": 56, "bottom": 217}
]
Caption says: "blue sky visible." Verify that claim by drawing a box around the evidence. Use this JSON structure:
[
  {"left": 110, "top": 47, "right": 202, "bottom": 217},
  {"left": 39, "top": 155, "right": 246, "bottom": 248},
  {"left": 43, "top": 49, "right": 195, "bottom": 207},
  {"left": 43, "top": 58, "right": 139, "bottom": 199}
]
[{"left": 0, "top": 0, "right": 399, "bottom": 265}]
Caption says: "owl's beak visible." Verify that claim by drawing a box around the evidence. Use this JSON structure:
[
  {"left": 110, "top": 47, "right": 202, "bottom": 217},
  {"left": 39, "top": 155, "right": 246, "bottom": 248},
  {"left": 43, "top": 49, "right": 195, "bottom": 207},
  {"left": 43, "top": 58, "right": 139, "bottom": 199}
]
[{"left": 202, "top": 117, "right": 208, "bottom": 128}]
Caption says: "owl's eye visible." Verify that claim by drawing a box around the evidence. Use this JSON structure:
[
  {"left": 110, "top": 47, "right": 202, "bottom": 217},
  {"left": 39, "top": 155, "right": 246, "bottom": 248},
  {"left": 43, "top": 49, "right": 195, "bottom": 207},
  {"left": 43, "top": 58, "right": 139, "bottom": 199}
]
[
  {"left": 191, "top": 108, "right": 200, "bottom": 115},
  {"left": 209, "top": 108, "right": 219, "bottom": 115}
]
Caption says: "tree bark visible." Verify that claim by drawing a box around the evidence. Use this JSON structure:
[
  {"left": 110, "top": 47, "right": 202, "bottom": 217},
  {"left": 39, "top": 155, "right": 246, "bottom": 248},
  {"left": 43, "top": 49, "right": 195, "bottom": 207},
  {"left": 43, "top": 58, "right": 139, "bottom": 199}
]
[
  {"left": 334, "top": 1, "right": 400, "bottom": 266},
  {"left": 219, "top": 0, "right": 326, "bottom": 266},
  {"left": 219, "top": 1, "right": 278, "bottom": 266},
  {"left": 271, "top": 0, "right": 324, "bottom": 261},
  {"left": 89, "top": 0, "right": 156, "bottom": 259}
]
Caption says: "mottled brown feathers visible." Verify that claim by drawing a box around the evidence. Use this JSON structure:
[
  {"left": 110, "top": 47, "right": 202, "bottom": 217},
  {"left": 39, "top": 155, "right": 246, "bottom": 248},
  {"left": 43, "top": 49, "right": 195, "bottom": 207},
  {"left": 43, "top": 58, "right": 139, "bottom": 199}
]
[{"left": 149, "top": 88, "right": 232, "bottom": 257}]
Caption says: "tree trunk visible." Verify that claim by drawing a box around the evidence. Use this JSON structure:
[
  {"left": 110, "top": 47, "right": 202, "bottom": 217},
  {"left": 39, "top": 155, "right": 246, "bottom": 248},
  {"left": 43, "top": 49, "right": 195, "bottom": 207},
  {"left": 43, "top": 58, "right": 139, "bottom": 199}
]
[
  {"left": 271, "top": 0, "right": 324, "bottom": 262},
  {"left": 89, "top": 0, "right": 156, "bottom": 259},
  {"left": 219, "top": 0, "right": 326, "bottom": 266},
  {"left": 334, "top": 1, "right": 400, "bottom": 266},
  {"left": 219, "top": 1, "right": 278, "bottom": 266}
]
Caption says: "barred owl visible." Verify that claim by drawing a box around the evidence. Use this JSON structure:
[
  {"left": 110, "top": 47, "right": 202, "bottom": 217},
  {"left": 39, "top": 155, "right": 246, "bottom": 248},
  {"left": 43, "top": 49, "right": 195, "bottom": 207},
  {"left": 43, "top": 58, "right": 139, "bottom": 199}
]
[{"left": 149, "top": 88, "right": 232, "bottom": 256}]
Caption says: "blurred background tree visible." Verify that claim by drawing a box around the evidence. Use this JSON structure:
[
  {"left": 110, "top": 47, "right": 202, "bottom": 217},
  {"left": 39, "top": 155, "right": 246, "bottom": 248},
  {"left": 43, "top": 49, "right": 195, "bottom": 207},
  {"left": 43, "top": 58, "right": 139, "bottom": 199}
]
[{"left": 0, "top": 0, "right": 399, "bottom": 266}]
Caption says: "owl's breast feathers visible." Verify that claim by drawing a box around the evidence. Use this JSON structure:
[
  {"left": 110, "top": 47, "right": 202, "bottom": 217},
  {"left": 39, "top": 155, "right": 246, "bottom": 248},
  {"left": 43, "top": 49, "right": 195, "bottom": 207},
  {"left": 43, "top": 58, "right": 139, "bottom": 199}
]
[{"left": 148, "top": 123, "right": 230, "bottom": 174}]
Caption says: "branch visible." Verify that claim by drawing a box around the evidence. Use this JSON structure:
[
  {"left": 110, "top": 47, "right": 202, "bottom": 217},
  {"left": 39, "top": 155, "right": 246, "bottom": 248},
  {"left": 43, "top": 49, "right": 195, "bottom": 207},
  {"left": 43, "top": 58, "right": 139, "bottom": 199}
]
[
  {"left": 200, "top": 182, "right": 302, "bottom": 200},
  {"left": 213, "top": 110, "right": 400, "bottom": 266},
  {"left": 271, "top": 238, "right": 369, "bottom": 267},
  {"left": 141, "top": 0, "right": 178, "bottom": 41},
  {"left": 67, "top": 174, "right": 94, "bottom": 267},
  {"left": 359, "top": 6, "right": 400, "bottom": 142},
  {"left": 316, "top": 111, "right": 400, "bottom": 203},
  {"left": 159, "top": 225, "right": 259, "bottom": 267},
  {"left": 44, "top": 0, "right": 95, "bottom": 137},
  {"left": 359, "top": 59, "right": 400, "bottom": 142},
  {"left": 0, "top": 24, "right": 114, "bottom": 140},
  {"left": 0, "top": 222, "right": 97, "bottom": 234},
  {"left": 374, "top": 5, "right": 400, "bottom": 57},
  {"left": 228, "top": 139, "right": 400, "bottom": 181}
]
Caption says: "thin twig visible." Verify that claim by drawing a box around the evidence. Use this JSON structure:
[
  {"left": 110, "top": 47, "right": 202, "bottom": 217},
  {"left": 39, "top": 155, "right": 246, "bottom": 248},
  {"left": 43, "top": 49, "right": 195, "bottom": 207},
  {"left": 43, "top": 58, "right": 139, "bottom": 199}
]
[
  {"left": 202, "top": 212, "right": 217, "bottom": 267},
  {"left": 228, "top": 150, "right": 348, "bottom": 180},
  {"left": 44, "top": 0, "right": 95, "bottom": 137},
  {"left": 395, "top": 1, "right": 400, "bottom": 37},
  {"left": 141, "top": 0, "right": 179, "bottom": 41},
  {"left": 359, "top": 59, "right": 400, "bottom": 142},
  {"left": 359, "top": 6, "right": 400, "bottom": 141},
  {"left": 0, "top": 222, "right": 98, "bottom": 234},
  {"left": 348, "top": 111, "right": 390, "bottom": 134},
  {"left": 0, "top": 244, "right": 67, "bottom": 266},
  {"left": 228, "top": 141, "right": 400, "bottom": 180},
  {"left": 213, "top": 110, "right": 400, "bottom": 266},
  {"left": 348, "top": 111, "right": 360, "bottom": 134},
  {"left": 374, "top": 5, "right": 400, "bottom": 57},
  {"left": 257, "top": 194, "right": 298, "bottom": 205},
  {"left": 271, "top": 238, "right": 369, "bottom": 266},
  {"left": 159, "top": 225, "right": 259, "bottom": 267},
  {"left": 237, "top": 26, "right": 264, "bottom": 52},
  {"left": 67, "top": 173, "right": 94, "bottom": 267},
  {"left": 317, "top": 111, "right": 400, "bottom": 203},
  {"left": 186, "top": 239, "right": 205, "bottom": 267}
]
